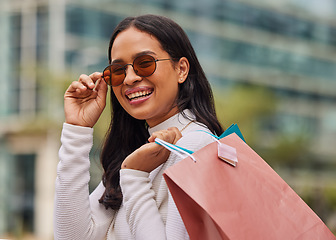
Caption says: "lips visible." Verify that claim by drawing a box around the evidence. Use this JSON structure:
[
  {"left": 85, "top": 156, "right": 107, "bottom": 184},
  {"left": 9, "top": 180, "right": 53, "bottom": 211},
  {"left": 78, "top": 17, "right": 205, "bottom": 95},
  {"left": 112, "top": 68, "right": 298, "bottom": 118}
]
[{"left": 125, "top": 87, "right": 154, "bottom": 101}]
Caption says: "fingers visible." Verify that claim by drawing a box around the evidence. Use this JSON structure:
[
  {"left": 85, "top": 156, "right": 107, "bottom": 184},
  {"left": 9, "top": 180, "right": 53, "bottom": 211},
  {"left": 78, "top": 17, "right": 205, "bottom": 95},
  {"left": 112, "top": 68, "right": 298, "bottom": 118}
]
[
  {"left": 95, "top": 77, "right": 108, "bottom": 100},
  {"left": 121, "top": 127, "right": 183, "bottom": 172},
  {"left": 66, "top": 72, "right": 105, "bottom": 95},
  {"left": 148, "top": 127, "right": 182, "bottom": 144},
  {"left": 80, "top": 72, "right": 101, "bottom": 89},
  {"left": 89, "top": 72, "right": 104, "bottom": 84},
  {"left": 168, "top": 127, "right": 183, "bottom": 144}
]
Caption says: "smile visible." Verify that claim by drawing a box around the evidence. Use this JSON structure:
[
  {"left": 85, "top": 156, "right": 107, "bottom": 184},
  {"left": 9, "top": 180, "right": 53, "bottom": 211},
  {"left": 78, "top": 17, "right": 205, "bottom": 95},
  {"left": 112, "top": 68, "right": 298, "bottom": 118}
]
[{"left": 126, "top": 89, "right": 153, "bottom": 101}]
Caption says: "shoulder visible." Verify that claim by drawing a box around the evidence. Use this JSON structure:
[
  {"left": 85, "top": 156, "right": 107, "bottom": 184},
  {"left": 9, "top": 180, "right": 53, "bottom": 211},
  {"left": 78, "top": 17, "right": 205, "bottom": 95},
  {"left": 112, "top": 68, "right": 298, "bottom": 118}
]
[{"left": 176, "top": 122, "right": 215, "bottom": 153}]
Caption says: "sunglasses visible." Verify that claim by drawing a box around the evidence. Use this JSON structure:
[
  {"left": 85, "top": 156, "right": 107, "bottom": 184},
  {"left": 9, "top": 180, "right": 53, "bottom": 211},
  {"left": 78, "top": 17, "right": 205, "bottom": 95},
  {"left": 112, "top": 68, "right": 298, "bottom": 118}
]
[{"left": 102, "top": 54, "right": 172, "bottom": 86}]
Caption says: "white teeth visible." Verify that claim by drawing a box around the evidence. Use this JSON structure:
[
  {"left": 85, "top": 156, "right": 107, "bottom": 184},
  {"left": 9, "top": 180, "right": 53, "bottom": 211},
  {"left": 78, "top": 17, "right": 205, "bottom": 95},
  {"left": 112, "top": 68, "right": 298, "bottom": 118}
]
[{"left": 127, "top": 90, "right": 152, "bottom": 100}]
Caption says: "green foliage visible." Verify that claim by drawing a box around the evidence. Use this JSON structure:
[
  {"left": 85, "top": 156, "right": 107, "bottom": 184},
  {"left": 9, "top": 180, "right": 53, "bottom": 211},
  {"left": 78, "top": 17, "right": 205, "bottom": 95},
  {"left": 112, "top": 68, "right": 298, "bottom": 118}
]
[
  {"left": 324, "top": 185, "right": 336, "bottom": 211},
  {"left": 34, "top": 63, "right": 111, "bottom": 140},
  {"left": 262, "top": 133, "right": 312, "bottom": 168},
  {"left": 214, "top": 84, "right": 276, "bottom": 143}
]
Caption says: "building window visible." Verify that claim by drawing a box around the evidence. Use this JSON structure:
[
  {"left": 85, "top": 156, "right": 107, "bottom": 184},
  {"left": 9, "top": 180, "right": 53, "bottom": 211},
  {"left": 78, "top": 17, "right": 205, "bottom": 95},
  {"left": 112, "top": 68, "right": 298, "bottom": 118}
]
[{"left": 8, "top": 154, "right": 36, "bottom": 235}]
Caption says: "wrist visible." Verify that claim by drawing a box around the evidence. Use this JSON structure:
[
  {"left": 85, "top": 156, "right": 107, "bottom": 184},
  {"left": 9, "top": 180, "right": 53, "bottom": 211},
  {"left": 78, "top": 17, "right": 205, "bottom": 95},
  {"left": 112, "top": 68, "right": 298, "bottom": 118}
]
[
  {"left": 121, "top": 152, "right": 152, "bottom": 172},
  {"left": 65, "top": 118, "right": 94, "bottom": 128},
  {"left": 64, "top": 121, "right": 93, "bottom": 128}
]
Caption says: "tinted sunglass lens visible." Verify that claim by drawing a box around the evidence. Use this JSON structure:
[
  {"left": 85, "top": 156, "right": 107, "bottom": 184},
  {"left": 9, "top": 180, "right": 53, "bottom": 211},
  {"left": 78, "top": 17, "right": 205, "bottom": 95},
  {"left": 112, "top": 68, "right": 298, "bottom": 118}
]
[
  {"left": 110, "top": 64, "right": 126, "bottom": 86},
  {"left": 134, "top": 55, "right": 156, "bottom": 77},
  {"left": 103, "top": 65, "right": 126, "bottom": 86},
  {"left": 102, "top": 67, "right": 112, "bottom": 85},
  {"left": 102, "top": 55, "right": 158, "bottom": 86}
]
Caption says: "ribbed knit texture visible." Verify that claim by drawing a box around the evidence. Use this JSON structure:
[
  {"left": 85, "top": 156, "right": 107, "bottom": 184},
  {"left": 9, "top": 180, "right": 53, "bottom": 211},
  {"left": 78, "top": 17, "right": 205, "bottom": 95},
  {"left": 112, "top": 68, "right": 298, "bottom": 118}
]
[{"left": 54, "top": 110, "right": 214, "bottom": 239}]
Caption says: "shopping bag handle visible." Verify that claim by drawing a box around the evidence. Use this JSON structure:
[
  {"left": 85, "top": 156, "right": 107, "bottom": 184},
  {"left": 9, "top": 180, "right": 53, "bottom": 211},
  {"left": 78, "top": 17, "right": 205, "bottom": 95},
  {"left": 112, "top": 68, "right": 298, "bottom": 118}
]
[
  {"left": 155, "top": 128, "right": 241, "bottom": 166},
  {"left": 155, "top": 123, "right": 245, "bottom": 154},
  {"left": 192, "top": 130, "right": 239, "bottom": 167},
  {"left": 154, "top": 130, "right": 217, "bottom": 160},
  {"left": 155, "top": 138, "right": 197, "bottom": 162}
]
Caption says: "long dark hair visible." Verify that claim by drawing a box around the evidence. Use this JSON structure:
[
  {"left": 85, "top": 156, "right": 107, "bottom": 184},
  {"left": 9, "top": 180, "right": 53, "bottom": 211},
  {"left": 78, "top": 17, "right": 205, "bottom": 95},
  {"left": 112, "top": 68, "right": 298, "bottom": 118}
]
[{"left": 99, "top": 14, "right": 223, "bottom": 210}]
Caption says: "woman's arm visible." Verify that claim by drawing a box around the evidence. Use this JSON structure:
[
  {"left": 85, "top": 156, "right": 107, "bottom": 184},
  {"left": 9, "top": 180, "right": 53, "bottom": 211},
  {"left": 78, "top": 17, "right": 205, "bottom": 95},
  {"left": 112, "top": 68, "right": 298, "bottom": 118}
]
[
  {"left": 120, "top": 169, "right": 167, "bottom": 239},
  {"left": 120, "top": 128, "right": 214, "bottom": 239},
  {"left": 54, "top": 123, "right": 114, "bottom": 240}
]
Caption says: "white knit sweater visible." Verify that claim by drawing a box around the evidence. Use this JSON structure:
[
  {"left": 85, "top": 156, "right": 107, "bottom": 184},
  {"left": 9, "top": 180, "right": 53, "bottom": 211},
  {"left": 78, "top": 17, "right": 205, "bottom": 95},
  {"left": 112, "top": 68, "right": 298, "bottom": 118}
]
[{"left": 54, "top": 110, "right": 214, "bottom": 240}]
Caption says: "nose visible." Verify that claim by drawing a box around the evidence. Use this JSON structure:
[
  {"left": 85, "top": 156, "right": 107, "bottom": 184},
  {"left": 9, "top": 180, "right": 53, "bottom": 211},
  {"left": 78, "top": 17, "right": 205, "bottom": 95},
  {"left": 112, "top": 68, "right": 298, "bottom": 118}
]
[{"left": 123, "top": 64, "right": 142, "bottom": 86}]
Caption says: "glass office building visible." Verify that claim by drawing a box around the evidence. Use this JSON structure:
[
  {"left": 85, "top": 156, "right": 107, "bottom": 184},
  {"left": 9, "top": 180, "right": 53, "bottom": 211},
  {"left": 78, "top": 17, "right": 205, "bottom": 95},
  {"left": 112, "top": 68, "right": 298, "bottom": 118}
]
[{"left": 1, "top": 0, "right": 335, "bottom": 238}]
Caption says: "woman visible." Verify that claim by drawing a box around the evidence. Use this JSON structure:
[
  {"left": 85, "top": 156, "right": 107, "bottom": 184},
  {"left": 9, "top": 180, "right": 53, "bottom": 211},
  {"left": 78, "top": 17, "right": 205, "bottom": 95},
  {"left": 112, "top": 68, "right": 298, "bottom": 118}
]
[{"left": 54, "top": 14, "right": 223, "bottom": 239}]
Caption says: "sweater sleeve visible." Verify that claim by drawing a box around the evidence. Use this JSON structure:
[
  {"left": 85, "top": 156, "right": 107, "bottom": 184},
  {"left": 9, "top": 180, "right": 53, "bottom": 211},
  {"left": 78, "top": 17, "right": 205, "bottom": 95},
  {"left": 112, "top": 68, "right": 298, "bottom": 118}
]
[
  {"left": 54, "top": 123, "right": 114, "bottom": 240},
  {"left": 119, "top": 129, "right": 214, "bottom": 240},
  {"left": 120, "top": 169, "right": 167, "bottom": 239}
]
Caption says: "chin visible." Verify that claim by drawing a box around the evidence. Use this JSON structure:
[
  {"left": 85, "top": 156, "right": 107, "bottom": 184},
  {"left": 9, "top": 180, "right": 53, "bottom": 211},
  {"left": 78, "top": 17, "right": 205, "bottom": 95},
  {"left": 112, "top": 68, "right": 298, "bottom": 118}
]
[{"left": 126, "top": 110, "right": 151, "bottom": 121}]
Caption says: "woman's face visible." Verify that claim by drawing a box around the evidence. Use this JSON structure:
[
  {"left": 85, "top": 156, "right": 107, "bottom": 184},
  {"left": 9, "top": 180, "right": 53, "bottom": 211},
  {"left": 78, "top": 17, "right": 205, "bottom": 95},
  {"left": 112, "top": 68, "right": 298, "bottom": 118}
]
[{"left": 111, "top": 27, "right": 183, "bottom": 127}]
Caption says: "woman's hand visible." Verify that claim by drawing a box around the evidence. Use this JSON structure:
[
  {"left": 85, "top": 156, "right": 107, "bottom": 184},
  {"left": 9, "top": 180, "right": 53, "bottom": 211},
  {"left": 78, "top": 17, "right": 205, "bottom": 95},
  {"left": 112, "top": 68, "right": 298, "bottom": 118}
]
[
  {"left": 64, "top": 72, "right": 108, "bottom": 128},
  {"left": 121, "top": 127, "right": 183, "bottom": 172}
]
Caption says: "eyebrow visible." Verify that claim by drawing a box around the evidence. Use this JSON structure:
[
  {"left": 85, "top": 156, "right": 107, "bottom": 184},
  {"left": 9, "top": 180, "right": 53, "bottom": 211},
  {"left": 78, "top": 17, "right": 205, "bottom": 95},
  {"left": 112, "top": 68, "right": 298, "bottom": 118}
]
[{"left": 111, "top": 50, "right": 157, "bottom": 64}]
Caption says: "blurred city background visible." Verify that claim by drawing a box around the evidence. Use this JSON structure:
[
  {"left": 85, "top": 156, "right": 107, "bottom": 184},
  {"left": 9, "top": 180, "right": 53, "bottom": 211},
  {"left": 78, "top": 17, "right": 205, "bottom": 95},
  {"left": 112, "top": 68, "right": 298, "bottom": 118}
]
[{"left": 0, "top": 0, "right": 336, "bottom": 239}]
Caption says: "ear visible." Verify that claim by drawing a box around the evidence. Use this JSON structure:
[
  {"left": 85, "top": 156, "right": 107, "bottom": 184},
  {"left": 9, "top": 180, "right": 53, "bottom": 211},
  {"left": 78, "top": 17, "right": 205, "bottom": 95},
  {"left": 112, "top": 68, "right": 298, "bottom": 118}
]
[{"left": 177, "top": 57, "right": 190, "bottom": 84}]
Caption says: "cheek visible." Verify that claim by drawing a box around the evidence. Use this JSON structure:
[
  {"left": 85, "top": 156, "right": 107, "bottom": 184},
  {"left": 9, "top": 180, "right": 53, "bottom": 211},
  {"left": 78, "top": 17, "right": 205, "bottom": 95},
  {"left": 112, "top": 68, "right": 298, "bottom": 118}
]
[
  {"left": 158, "top": 81, "right": 179, "bottom": 102},
  {"left": 157, "top": 68, "right": 179, "bottom": 88}
]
